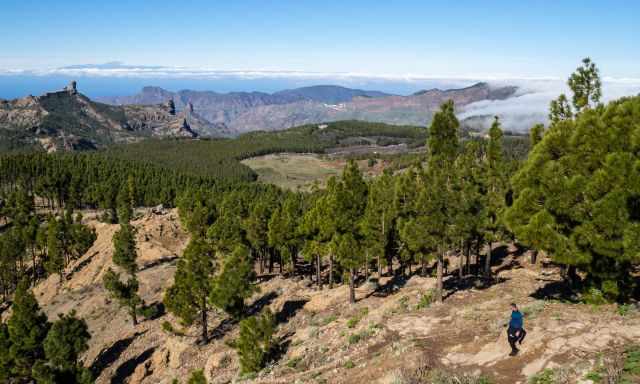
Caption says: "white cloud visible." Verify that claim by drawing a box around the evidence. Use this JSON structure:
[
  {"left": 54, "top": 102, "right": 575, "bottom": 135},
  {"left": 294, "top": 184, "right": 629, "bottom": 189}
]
[{"left": 459, "top": 79, "right": 640, "bottom": 131}]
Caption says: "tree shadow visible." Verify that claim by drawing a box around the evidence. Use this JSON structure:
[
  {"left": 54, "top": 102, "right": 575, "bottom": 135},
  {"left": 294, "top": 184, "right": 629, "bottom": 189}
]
[
  {"left": 209, "top": 291, "right": 279, "bottom": 342},
  {"left": 246, "top": 290, "right": 278, "bottom": 316},
  {"left": 256, "top": 273, "right": 278, "bottom": 283},
  {"left": 91, "top": 331, "right": 147, "bottom": 378},
  {"left": 141, "top": 301, "right": 165, "bottom": 321},
  {"left": 494, "top": 258, "right": 523, "bottom": 275},
  {"left": 368, "top": 274, "right": 410, "bottom": 298},
  {"left": 208, "top": 317, "right": 237, "bottom": 341},
  {"left": 529, "top": 280, "right": 580, "bottom": 303},
  {"left": 138, "top": 255, "right": 179, "bottom": 272},
  {"left": 443, "top": 276, "right": 510, "bottom": 300},
  {"left": 110, "top": 346, "right": 156, "bottom": 384},
  {"left": 275, "top": 299, "right": 308, "bottom": 324},
  {"left": 490, "top": 244, "right": 517, "bottom": 268},
  {"left": 271, "top": 331, "right": 294, "bottom": 362}
]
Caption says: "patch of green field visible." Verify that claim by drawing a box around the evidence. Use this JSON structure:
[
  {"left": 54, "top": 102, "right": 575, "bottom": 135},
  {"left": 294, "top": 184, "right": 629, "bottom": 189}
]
[{"left": 242, "top": 153, "right": 344, "bottom": 190}]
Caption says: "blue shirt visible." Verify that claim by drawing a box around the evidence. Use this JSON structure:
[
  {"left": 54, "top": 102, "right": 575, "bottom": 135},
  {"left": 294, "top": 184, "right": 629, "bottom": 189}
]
[{"left": 509, "top": 310, "right": 523, "bottom": 329}]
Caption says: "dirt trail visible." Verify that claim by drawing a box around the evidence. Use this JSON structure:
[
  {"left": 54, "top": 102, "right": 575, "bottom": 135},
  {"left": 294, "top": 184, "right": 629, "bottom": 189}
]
[{"left": 30, "top": 210, "right": 640, "bottom": 384}]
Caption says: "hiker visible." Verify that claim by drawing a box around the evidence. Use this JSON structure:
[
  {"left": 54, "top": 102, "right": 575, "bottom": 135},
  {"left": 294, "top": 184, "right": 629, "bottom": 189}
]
[{"left": 507, "top": 303, "right": 526, "bottom": 356}]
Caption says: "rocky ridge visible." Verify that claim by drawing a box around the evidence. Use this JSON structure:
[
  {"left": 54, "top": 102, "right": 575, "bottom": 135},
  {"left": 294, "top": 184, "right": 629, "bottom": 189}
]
[{"left": 0, "top": 82, "right": 227, "bottom": 152}]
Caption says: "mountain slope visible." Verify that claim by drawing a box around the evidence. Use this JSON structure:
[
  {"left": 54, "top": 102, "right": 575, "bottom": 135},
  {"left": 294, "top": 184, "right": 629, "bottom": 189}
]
[
  {"left": 29, "top": 209, "right": 640, "bottom": 384},
  {"left": 101, "top": 82, "right": 518, "bottom": 134},
  {"left": 0, "top": 83, "right": 227, "bottom": 152},
  {"left": 228, "top": 82, "right": 518, "bottom": 132},
  {"left": 273, "top": 85, "right": 392, "bottom": 103}
]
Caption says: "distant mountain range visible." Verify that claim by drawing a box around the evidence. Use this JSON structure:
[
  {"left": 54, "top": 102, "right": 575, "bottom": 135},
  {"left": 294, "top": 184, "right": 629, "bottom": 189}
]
[
  {"left": 0, "top": 82, "right": 518, "bottom": 152},
  {"left": 0, "top": 82, "right": 226, "bottom": 152},
  {"left": 99, "top": 83, "right": 518, "bottom": 133}
]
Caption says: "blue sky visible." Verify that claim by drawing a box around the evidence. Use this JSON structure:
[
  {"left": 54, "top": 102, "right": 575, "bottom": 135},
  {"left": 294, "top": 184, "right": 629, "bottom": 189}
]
[{"left": 1, "top": 0, "right": 639, "bottom": 78}]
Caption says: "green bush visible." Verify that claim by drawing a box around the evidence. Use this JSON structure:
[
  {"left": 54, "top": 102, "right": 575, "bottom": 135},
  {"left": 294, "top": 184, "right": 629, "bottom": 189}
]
[
  {"left": 347, "top": 329, "right": 372, "bottom": 345},
  {"left": 287, "top": 356, "right": 303, "bottom": 369},
  {"left": 582, "top": 287, "right": 608, "bottom": 306},
  {"left": 618, "top": 304, "right": 633, "bottom": 317},
  {"left": 161, "top": 321, "right": 185, "bottom": 336},
  {"left": 346, "top": 307, "right": 369, "bottom": 328},
  {"left": 529, "top": 369, "right": 556, "bottom": 384},
  {"left": 322, "top": 315, "right": 337, "bottom": 326},
  {"left": 416, "top": 290, "right": 434, "bottom": 310},
  {"left": 187, "top": 369, "right": 207, "bottom": 384}
]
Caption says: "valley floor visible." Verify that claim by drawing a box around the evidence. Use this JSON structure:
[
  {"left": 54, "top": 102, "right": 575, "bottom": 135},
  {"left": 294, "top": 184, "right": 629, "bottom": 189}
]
[{"left": 30, "top": 209, "right": 640, "bottom": 384}]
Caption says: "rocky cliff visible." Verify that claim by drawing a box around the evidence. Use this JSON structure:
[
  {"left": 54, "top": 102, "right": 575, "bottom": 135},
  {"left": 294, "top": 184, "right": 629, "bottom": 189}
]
[{"left": 0, "top": 82, "right": 227, "bottom": 152}]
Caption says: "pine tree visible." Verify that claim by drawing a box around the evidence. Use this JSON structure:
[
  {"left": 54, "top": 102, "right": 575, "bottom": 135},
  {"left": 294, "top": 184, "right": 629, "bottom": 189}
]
[
  {"left": 567, "top": 57, "right": 602, "bottom": 112},
  {"left": 116, "top": 183, "right": 133, "bottom": 224},
  {"left": 549, "top": 94, "right": 573, "bottom": 124},
  {"left": 452, "top": 141, "right": 486, "bottom": 277},
  {"left": 103, "top": 270, "right": 142, "bottom": 326},
  {"left": 36, "top": 310, "right": 93, "bottom": 383},
  {"left": 529, "top": 123, "right": 545, "bottom": 148},
  {"left": 483, "top": 116, "right": 507, "bottom": 277},
  {"left": 164, "top": 239, "right": 216, "bottom": 343},
  {"left": 245, "top": 200, "right": 273, "bottom": 274},
  {"left": 393, "top": 167, "right": 420, "bottom": 276},
  {"left": 112, "top": 223, "right": 138, "bottom": 276},
  {"left": 361, "top": 170, "right": 395, "bottom": 279},
  {"left": 231, "top": 309, "right": 275, "bottom": 374},
  {"left": 268, "top": 194, "right": 302, "bottom": 275},
  {"left": 506, "top": 62, "right": 640, "bottom": 301},
  {"left": 334, "top": 161, "right": 368, "bottom": 303},
  {"left": 7, "top": 280, "right": 50, "bottom": 380},
  {"left": 300, "top": 180, "right": 340, "bottom": 289},
  {"left": 209, "top": 245, "right": 257, "bottom": 318},
  {"left": 207, "top": 209, "right": 245, "bottom": 254},
  {"left": 0, "top": 323, "right": 12, "bottom": 382},
  {"left": 45, "top": 217, "right": 65, "bottom": 282},
  {"left": 426, "top": 100, "right": 460, "bottom": 302},
  {"left": 105, "top": 209, "right": 142, "bottom": 326}
]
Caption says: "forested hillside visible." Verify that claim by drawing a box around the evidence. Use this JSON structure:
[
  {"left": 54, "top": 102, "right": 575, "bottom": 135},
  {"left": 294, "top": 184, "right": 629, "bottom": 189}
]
[{"left": 0, "top": 59, "right": 638, "bottom": 384}]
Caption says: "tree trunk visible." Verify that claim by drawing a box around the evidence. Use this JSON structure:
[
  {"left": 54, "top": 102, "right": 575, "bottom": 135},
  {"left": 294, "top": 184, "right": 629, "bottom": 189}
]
[
  {"left": 316, "top": 254, "right": 322, "bottom": 289},
  {"left": 465, "top": 243, "right": 470, "bottom": 276},
  {"left": 421, "top": 257, "right": 426, "bottom": 277},
  {"left": 475, "top": 240, "right": 481, "bottom": 276},
  {"left": 377, "top": 253, "right": 382, "bottom": 279},
  {"left": 132, "top": 307, "right": 138, "bottom": 326},
  {"left": 364, "top": 250, "right": 369, "bottom": 281},
  {"left": 531, "top": 249, "right": 538, "bottom": 265},
  {"left": 436, "top": 252, "right": 444, "bottom": 303},
  {"left": 458, "top": 240, "right": 464, "bottom": 279},
  {"left": 349, "top": 268, "right": 356, "bottom": 304},
  {"left": 484, "top": 241, "right": 492, "bottom": 278},
  {"left": 201, "top": 298, "right": 208, "bottom": 343},
  {"left": 329, "top": 254, "right": 334, "bottom": 289}
]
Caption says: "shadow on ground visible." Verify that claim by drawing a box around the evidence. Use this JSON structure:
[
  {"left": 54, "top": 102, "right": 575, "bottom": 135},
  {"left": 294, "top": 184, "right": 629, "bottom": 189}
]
[
  {"left": 91, "top": 330, "right": 147, "bottom": 378},
  {"left": 110, "top": 346, "right": 156, "bottom": 384}
]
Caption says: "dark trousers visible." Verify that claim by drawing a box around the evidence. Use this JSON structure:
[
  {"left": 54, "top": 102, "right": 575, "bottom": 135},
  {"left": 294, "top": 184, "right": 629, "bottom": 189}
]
[{"left": 507, "top": 327, "right": 526, "bottom": 353}]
